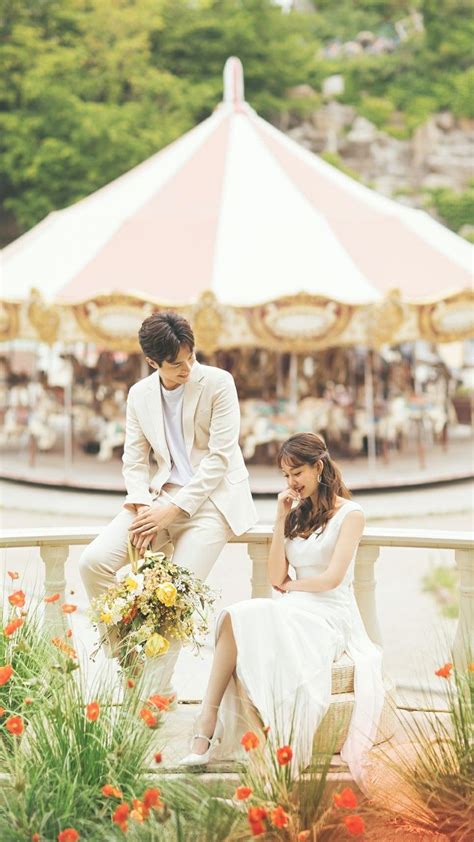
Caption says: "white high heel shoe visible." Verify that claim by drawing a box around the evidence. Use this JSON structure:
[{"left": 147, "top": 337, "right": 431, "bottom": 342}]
[{"left": 180, "top": 730, "right": 221, "bottom": 766}]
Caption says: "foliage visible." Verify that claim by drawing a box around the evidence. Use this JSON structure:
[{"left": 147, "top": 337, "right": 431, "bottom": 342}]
[
  {"left": 422, "top": 564, "right": 459, "bottom": 618},
  {"left": 319, "top": 151, "right": 362, "bottom": 183},
  {"left": 424, "top": 182, "right": 474, "bottom": 234}
]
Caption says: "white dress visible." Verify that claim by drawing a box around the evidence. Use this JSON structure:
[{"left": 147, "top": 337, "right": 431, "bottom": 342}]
[{"left": 213, "top": 501, "right": 385, "bottom": 787}]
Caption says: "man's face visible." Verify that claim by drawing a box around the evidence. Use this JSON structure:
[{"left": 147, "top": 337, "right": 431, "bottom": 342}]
[{"left": 147, "top": 344, "right": 195, "bottom": 390}]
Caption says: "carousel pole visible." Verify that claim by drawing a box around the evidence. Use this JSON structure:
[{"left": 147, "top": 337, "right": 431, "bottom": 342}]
[
  {"left": 288, "top": 352, "right": 299, "bottom": 414},
  {"left": 364, "top": 348, "right": 377, "bottom": 476}
]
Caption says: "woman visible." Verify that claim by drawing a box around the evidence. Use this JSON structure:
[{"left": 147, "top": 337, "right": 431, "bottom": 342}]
[{"left": 180, "top": 433, "right": 385, "bottom": 784}]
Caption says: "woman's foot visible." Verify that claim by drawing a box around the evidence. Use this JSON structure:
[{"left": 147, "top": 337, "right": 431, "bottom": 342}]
[{"left": 190, "top": 711, "right": 218, "bottom": 755}]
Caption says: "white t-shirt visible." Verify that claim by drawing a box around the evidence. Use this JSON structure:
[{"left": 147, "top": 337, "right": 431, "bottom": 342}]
[{"left": 160, "top": 383, "right": 195, "bottom": 487}]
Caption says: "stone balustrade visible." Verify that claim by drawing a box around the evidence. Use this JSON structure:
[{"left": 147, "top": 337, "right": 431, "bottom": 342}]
[{"left": 1, "top": 525, "right": 472, "bottom": 670}]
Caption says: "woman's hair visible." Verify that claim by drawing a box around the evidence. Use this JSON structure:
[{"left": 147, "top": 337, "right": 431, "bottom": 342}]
[
  {"left": 138, "top": 311, "right": 195, "bottom": 365},
  {"left": 277, "top": 432, "right": 350, "bottom": 540}
]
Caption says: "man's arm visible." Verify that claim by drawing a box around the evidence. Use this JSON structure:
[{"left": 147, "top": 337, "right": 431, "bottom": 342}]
[
  {"left": 172, "top": 371, "right": 241, "bottom": 517},
  {"left": 122, "top": 390, "right": 153, "bottom": 512}
]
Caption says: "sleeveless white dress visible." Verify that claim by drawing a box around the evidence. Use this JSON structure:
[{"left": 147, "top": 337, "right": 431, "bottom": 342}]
[{"left": 213, "top": 501, "right": 385, "bottom": 787}]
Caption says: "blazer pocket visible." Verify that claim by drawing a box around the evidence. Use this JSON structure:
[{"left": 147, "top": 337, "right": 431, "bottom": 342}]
[{"left": 226, "top": 467, "right": 249, "bottom": 484}]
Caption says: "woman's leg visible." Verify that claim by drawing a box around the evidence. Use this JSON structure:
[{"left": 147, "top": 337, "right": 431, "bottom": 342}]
[{"left": 192, "top": 612, "right": 237, "bottom": 754}]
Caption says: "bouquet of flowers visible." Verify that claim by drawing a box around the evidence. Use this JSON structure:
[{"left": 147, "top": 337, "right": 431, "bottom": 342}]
[{"left": 89, "top": 539, "right": 217, "bottom": 661}]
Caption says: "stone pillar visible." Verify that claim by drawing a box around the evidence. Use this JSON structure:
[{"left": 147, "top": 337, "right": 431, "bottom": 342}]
[
  {"left": 354, "top": 544, "right": 382, "bottom": 645},
  {"left": 453, "top": 548, "right": 474, "bottom": 671},
  {"left": 248, "top": 542, "right": 272, "bottom": 599},
  {"left": 40, "top": 544, "right": 69, "bottom": 636}
]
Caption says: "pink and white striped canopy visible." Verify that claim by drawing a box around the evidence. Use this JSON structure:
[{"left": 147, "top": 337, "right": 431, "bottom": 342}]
[{"left": 2, "top": 58, "right": 472, "bottom": 306}]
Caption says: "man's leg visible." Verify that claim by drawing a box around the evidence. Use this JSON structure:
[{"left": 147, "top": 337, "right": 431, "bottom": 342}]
[{"left": 145, "top": 498, "right": 233, "bottom": 697}]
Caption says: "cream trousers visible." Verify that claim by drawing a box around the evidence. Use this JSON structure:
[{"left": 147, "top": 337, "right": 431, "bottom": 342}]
[{"left": 79, "top": 488, "right": 233, "bottom": 696}]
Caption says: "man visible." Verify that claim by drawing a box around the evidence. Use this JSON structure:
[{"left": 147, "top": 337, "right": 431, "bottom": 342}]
[{"left": 79, "top": 311, "right": 257, "bottom": 696}]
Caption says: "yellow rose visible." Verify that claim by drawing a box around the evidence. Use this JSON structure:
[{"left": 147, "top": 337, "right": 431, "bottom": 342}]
[
  {"left": 144, "top": 633, "right": 170, "bottom": 658},
  {"left": 100, "top": 611, "right": 113, "bottom": 625},
  {"left": 156, "top": 582, "right": 177, "bottom": 607}
]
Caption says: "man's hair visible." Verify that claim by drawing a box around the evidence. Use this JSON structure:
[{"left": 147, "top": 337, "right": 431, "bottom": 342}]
[{"left": 138, "top": 311, "right": 195, "bottom": 365}]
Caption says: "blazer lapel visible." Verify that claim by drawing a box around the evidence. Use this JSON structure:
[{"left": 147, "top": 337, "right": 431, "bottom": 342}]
[
  {"left": 145, "top": 371, "right": 171, "bottom": 468},
  {"left": 182, "top": 363, "right": 204, "bottom": 458}
]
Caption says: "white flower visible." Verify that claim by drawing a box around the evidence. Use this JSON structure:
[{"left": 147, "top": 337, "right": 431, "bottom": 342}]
[{"left": 116, "top": 567, "right": 144, "bottom": 593}]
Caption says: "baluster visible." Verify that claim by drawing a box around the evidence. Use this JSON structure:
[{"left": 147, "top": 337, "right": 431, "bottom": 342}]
[
  {"left": 453, "top": 548, "right": 474, "bottom": 671},
  {"left": 248, "top": 541, "right": 272, "bottom": 599},
  {"left": 354, "top": 543, "right": 382, "bottom": 645},
  {"left": 40, "top": 544, "right": 69, "bottom": 636}
]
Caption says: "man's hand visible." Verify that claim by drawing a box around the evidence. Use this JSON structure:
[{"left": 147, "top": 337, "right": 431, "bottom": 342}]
[{"left": 129, "top": 503, "right": 181, "bottom": 552}]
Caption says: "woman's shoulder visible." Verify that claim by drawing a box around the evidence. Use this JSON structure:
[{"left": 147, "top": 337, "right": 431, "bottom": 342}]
[{"left": 336, "top": 499, "right": 365, "bottom": 522}]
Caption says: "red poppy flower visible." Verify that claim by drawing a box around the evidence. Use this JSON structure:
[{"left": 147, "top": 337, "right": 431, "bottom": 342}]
[
  {"left": 435, "top": 663, "right": 453, "bottom": 678},
  {"left": 248, "top": 806, "right": 267, "bottom": 823},
  {"left": 44, "top": 593, "right": 60, "bottom": 603},
  {"left": 61, "top": 604, "right": 77, "bottom": 614},
  {"left": 86, "top": 702, "right": 100, "bottom": 721},
  {"left": 276, "top": 745, "right": 293, "bottom": 766},
  {"left": 235, "top": 786, "right": 252, "bottom": 800},
  {"left": 4, "top": 618, "right": 24, "bottom": 637},
  {"left": 147, "top": 694, "right": 170, "bottom": 711},
  {"left": 32, "top": 834, "right": 40, "bottom": 841},
  {"left": 66, "top": 629, "right": 73, "bottom": 638},
  {"left": 154, "top": 752, "right": 162, "bottom": 764},
  {"left": 249, "top": 821, "right": 265, "bottom": 837},
  {"left": 24, "top": 697, "right": 33, "bottom": 705},
  {"left": 51, "top": 637, "right": 77, "bottom": 659},
  {"left": 0, "top": 664, "right": 13, "bottom": 686},
  {"left": 7, "top": 571, "right": 19, "bottom": 580},
  {"left": 271, "top": 805, "right": 289, "bottom": 828},
  {"left": 57, "top": 829, "right": 80, "bottom": 842},
  {"left": 240, "top": 730, "right": 259, "bottom": 751},
  {"left": 298, "top": 832, "right": 311, "bottom": 841},
  {"left": 344, "top": 815, "right": 365, "bottom": 836},
  {"left": 139, "top": 707, "right": 158, "bottom": 728},
  {"left": 333, "top": 787, "right": 358, "bottom": 809},
  {"left": 112, "top": 803, "right": 130, "bottom": 825},
  {"left": 5, "top": 715, "right": 24, "bottom": 735},
  {"left": 8, "top": 590, "right": 25, "bottom": 608},
  {"left": 131, "top": 799, "right": 148, "bottom": 821},
  {"left": 143, "top": 787, "right": 161, "bottom": 809},
  {"left": 127, "top": 678, "right": 135, "bottom": 689},
  {"left": 102, "top": 784, "right": 123, "bottom": 799}
]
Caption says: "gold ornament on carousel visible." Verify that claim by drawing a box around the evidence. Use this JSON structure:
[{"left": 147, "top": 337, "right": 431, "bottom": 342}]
[
  {"left": 365, "top": 288, "right": 404, "bottom": 349},
  {"left": 0, "top": 301, "right": 20, "bottom": 342},
  {"left": 192, "top": 290, "right": 223, "bottom": 355},
  {"left": 27, "top": 287, "right": 60, "bottom": 344},
  {"left": 418, "top": 290, "right": 474, "bottom": 343}
]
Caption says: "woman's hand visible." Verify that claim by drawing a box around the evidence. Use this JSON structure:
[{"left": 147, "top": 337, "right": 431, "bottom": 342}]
[
  {"left": 273, "top": 575, "right": 293, "bottom": 593},
  {"left": 276, "top": 488, "right": 300, "bottom": 519}
]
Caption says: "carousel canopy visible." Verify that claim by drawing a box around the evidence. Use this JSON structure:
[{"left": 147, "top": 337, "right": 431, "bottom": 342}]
[{"left": 1, "top": 58, "right": 472, "bottom": 309}]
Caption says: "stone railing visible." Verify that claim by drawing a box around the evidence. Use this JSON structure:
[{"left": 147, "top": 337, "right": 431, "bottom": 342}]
[{"left": 1, "top": 526, "right": 472, "bottom": 670}]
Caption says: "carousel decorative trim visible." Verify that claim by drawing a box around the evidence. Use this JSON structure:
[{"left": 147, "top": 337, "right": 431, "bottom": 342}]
[
  {"left": 191, "top": 291, "right": 224, "bottom": 355},
  {"left": 365, "top": 289, "right": 405, "bottom": 349},
  {"left": 418, "top": 290, "right": 474, "bottom": 342},
  {"left": 0, "top": 300, "right": 20, "bottom": 342},
  {"left": 27, "top": 288, "right": 60, "bottom": 345},
  {"left": 72, "top": 294, "right": 157, "bottom": 351},
  {"left": 248, "top": 293, "right": 353, "bottom": 352}
]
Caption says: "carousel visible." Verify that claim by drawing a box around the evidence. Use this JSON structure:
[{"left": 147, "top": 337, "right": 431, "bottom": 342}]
[{"left": 1, "top": 58, "right": 473, "bottom": 488}]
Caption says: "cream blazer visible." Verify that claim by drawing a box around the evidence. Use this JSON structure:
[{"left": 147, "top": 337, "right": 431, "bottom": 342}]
[{"left": 122, "top": 362, "right": 257, "bottom": 536}]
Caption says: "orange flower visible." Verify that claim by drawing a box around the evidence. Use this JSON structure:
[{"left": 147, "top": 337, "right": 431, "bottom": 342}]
[
  {"left": 249, "top": 821, "right": 265, "bottom": 837},
  {"left": 112, "top": 803, "right": 129, "bottom": 828},
  {"left": 248, "top": 807, "right": 267, "bottom": 823},
  {"left": 127, "top": 678, "right": 135, "bottom": 689},
  {"left": 468, "top": 663, "right": 474, "bottom": 672},
  {"left": 276, "top": 745, "right": 293, "bottom": 766},
  {"left": 7, "top": 571, "right": 19, "bottom": 580},
  {"left": 130, "top": 803, "right": 146, "bottom": 823},
  {"left": 4, "top": 618, "right": 24, "bottom": 637},
  {"left": 61, "top": 604, "right": 77, "bottom": 614},
  {"left": 240, "top": 731, "right": 259, "bottom": 751},
  {"left": 0, "top": 708, "right": 5, "bottom": 717},
  {"left": 139, "top": 707, "right": 158, "bottom": 728},
  {"left": 298, "top": 833, "right": 311, "bottom": 841},
  {"left": 435, "top": 663, "right": 453, "bottom": 678},
  {"left": 147, "top": 694, "right": 170, "bottom": 711},
  {"left": 143, "top": 787, "right": 161, "bottom": 810},
  {"left": 102, "top": 784, "right": 123, "bottom": 799},
  {"left": 24, "top": 697, "right": 33, "bottom": 705},
  {"left": 86, "top": 702, "right": 100, "bottom": 721},
  {"left": 52, "top": 637, "right": 77, "bottom": 659},
  {"left": 333, "top": 787, "right": 358, "bottom": 809},
  {"left": 5, "top": 715, "right": 24, "bottom": 735},
  {"left": 66, "top": 629, "right": 73, "bottom": 638},
  {"left": 44, "top": 593, "right": 60, "bottom": 603},
  {"left": 154, "top": 752, "right": 162, "bottom": 764},
  {"left": 0, "top": 664, "right": 13, "bottom": 686},
  {"left": 344, "top": 815, "right": 365, "bottom": 836},
  {"left": 32, "top": 834, "right": 40, "bottom": 841},
  {"left": 57, "top": 830, "right": 80, "bottom": 842},
  {"left": 8, "top": 590, "right": 25, "bottom": 608},
  {"left": 271, "top": 805, "right": 289, "bottom": 828},
  {"left": 235, "top": 786, "right": 252, "bottom": 800}
]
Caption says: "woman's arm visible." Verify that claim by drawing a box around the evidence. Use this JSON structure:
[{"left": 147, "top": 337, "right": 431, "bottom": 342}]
[
  {"left": 283, "top": 510, "right": 365, "bottom": 594},
  {"left": 267, "top": 488, "right": 299, "bottom": 588}
]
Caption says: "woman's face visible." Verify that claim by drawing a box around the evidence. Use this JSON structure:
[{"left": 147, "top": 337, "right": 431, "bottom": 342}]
[{"left": 281, "top": 459, "right": 320, "bottom": 499}]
